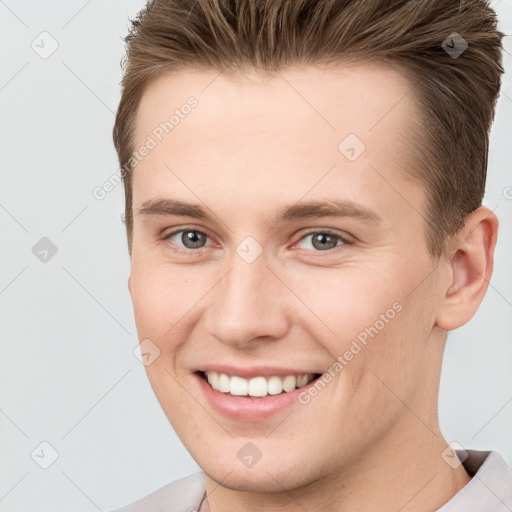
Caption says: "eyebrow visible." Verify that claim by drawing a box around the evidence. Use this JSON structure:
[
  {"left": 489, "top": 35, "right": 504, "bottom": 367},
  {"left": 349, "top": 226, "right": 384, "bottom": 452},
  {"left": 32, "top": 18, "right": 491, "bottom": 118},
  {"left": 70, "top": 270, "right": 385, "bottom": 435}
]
[{"left": 137, "top": 197, "right": 381, "bottom": 225}]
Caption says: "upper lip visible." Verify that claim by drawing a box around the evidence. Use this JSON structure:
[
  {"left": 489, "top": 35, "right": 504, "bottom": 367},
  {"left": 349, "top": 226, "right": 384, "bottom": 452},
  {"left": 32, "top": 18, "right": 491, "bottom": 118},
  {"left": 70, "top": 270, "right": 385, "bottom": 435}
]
[{"left": 196, "top": 365, "right": 322, "bottom": 379}]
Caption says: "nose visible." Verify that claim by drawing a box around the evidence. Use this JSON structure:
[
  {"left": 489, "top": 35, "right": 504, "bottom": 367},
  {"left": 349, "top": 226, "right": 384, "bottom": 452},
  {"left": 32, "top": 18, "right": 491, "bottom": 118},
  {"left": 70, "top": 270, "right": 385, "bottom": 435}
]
[{"left": 203, "top": 249, "right": 291, "bottom": 348}]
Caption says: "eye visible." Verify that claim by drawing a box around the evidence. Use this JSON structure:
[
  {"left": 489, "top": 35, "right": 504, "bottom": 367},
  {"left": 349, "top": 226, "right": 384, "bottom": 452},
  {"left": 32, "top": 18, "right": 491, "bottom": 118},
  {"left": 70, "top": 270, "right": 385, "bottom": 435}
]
[
  {"left": 295, "top": 230, "right": 349, "bottom": 252},
  {"left": 162, "top": 227, "right": 351, "bottom": 255},
  {"left": 164, "top": 228, "right": 212, "bottom": 251}
]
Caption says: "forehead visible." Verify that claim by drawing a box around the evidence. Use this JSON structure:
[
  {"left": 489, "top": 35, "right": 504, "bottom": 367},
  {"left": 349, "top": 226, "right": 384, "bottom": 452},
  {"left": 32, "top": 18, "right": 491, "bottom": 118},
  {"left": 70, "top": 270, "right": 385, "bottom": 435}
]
[
  {"left": 132, "top": 62, "right": 423, "bottom": 218},
  {"left": 134, "top": 61, "right": 415, "bottom": 145}
]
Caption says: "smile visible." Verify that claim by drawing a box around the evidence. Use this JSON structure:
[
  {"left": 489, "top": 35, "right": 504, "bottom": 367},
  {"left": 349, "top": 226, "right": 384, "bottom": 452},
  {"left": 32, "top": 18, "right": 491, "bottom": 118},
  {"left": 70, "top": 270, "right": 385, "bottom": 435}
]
[{"left": 200, "top": 371, "right": 320, "bottom": 398}]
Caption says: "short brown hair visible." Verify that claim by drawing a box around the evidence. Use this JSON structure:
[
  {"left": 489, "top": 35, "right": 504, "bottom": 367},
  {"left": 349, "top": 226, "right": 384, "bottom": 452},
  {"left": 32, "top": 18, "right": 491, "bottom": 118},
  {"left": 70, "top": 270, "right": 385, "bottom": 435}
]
[{"left": 113, "top": 0, "right": 504, "bottom": 256}]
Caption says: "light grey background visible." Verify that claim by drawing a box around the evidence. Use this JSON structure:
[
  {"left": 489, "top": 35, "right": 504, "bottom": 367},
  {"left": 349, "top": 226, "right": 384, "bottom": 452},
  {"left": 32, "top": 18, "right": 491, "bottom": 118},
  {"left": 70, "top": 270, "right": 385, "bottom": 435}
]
[{"left": 0, "top": 1, "right": 511, "bottom": 511}]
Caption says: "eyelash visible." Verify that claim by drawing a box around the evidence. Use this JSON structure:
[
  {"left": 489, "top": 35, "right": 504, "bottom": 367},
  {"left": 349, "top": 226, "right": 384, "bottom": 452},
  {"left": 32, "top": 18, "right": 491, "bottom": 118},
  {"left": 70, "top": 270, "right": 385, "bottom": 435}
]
[{"left": 161, "top": 227, "right": 352, "bottom": 255}]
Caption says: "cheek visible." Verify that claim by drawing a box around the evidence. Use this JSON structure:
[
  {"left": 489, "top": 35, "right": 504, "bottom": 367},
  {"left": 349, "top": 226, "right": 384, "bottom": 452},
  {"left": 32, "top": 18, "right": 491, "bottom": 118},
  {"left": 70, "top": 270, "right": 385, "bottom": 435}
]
[
  {"left": 129, "top": 260, "right": 201, "bottom": 338},
  {"left": 290, "top": 258, "right": 435, "bottom": 399},
  {"left": 334, "top": 279, "right": 438, "bottom": 430},
  {"left": 283, "top": 263, "right": 403, "bottom": 346}
]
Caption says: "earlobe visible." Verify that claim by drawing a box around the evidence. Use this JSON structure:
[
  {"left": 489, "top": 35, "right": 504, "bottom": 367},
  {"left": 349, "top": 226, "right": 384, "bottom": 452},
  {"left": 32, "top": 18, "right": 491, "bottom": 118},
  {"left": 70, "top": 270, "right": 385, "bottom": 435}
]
[{"left": 435, "top": 206, "right": 498, "bottom": 331}]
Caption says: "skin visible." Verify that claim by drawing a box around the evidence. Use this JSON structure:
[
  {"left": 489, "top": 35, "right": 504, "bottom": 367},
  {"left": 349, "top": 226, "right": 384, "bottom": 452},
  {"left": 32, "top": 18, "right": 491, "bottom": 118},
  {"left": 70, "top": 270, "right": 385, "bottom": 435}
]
[{"left": 127, "top": 62, "right": 498, "bottom": 511}]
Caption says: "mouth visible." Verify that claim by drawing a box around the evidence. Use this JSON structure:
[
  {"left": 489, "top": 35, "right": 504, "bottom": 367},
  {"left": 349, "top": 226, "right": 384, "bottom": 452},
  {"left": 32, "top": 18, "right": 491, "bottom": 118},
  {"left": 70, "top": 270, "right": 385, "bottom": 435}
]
[{"left": 197, "top": 370, "right": 322, "bottom": 399}]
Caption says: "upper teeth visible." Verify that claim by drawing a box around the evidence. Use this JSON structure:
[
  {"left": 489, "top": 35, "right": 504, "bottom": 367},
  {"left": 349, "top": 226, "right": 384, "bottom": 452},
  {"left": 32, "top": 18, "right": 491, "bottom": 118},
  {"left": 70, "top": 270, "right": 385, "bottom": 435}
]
[{"left": 204, "top": 371, "right": 315, "bottom": 397}]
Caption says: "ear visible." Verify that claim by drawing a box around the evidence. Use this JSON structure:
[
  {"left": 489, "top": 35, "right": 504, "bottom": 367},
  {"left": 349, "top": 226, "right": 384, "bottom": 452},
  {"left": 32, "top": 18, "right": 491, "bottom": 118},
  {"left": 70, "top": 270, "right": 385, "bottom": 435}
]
[
  {"left": 128, "top": 275, "right": 132, "bottom": 294},
  {"left": 436, "top": 206, "right": 498, "bottom": 330}
]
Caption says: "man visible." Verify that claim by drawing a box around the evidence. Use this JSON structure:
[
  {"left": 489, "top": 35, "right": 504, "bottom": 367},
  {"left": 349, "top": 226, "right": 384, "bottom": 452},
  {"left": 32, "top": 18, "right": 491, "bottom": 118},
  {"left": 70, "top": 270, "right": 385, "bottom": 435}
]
[{"left": 111, "top": 0, "right": 511, "bottom": 510}]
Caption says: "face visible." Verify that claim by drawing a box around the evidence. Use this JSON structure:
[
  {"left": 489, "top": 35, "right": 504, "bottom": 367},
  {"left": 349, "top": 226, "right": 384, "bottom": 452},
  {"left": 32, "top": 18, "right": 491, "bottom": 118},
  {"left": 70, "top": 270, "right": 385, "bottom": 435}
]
[{"left": 128, "top": 63, "right": 446, "bottom": 491}]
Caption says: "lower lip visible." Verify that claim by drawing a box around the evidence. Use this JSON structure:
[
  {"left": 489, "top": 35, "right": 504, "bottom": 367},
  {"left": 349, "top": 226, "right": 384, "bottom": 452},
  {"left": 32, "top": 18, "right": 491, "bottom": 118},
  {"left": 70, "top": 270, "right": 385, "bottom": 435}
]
[{"left": 194, "top": 372, "right": 318, "bottom": 422}]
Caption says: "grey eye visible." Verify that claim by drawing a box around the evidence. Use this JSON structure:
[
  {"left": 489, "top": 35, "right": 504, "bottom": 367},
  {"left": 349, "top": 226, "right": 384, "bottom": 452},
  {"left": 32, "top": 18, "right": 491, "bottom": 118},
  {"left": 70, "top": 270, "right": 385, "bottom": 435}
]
[
  {"left": 169, "top": 230, "right": 209, "bottom": 249},
  {"left": 298, "top": 232, "right": 343, "bottom": 251}
]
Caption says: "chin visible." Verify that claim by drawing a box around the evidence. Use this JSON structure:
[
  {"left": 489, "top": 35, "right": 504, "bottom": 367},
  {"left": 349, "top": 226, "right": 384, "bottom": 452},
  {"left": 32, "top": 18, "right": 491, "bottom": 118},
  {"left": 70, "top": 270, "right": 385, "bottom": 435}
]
[{"left": 200, "top": 456, "right": 319, "bottom": 493}]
